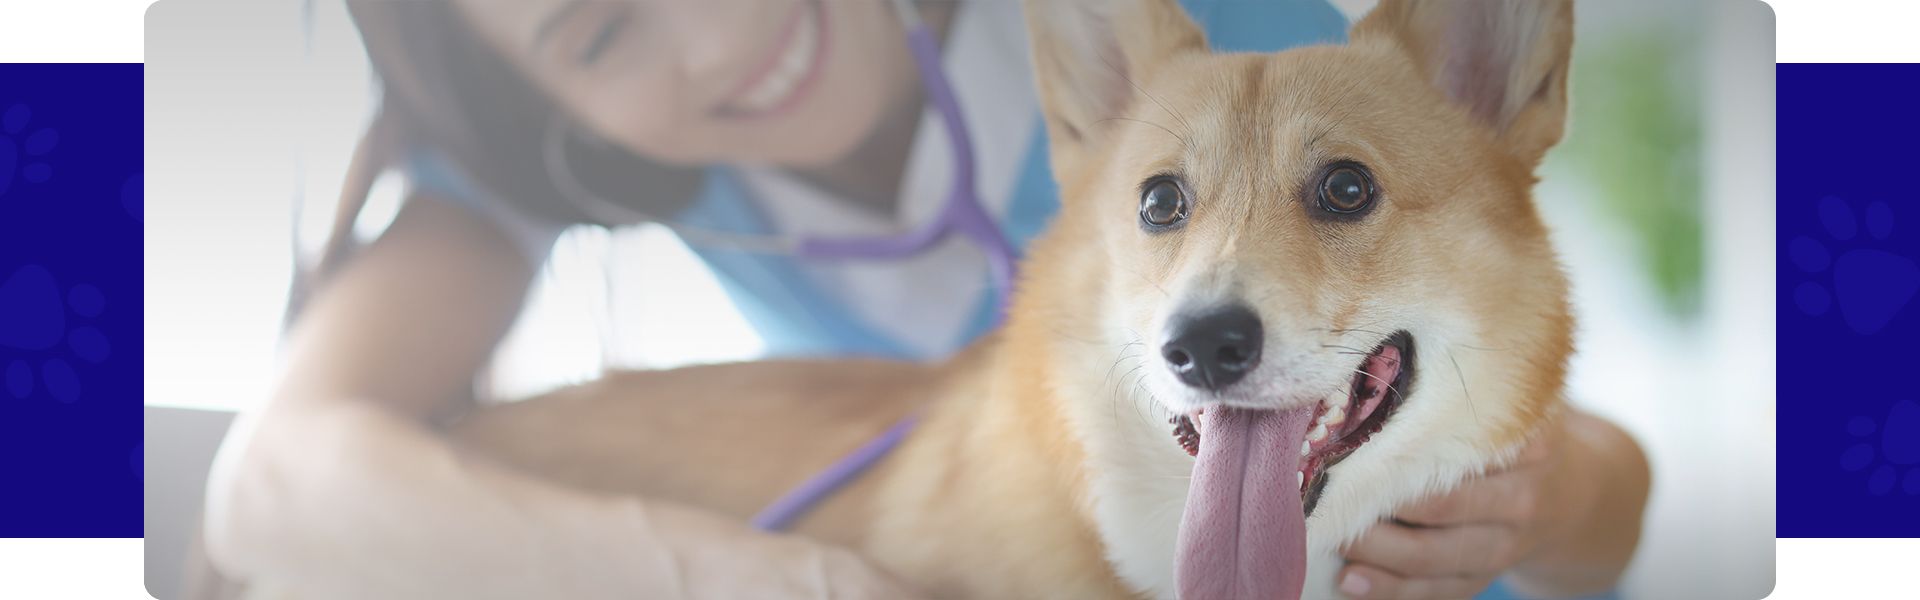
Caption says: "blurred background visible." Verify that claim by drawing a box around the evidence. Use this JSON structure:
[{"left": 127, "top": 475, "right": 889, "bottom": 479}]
[{"left": 144, "top": 0, "right": 1775, "bottom": 598}]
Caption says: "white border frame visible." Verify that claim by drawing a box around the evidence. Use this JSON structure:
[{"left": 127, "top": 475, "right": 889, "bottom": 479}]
[{"left": 0, "top": 0, "right": 1908, "bottom": 598}]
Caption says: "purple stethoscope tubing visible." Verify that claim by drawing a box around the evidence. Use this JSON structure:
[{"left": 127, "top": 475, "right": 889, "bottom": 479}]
[
  {"left": 790, "top": 5, "right": 1016, "bottom": 310},
  {"left": 749, "top": 1, "right": 1011, "bottom": 532}
]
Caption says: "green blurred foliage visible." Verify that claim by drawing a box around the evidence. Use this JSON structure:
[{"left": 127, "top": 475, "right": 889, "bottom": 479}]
[{"left": 1554, "top": 30, "right": 1704, "bottom": 317}]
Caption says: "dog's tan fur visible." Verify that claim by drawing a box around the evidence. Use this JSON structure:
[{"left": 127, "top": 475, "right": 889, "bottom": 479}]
[{"left": 453, "top": 1, "right": 1575, "bottom": 597}]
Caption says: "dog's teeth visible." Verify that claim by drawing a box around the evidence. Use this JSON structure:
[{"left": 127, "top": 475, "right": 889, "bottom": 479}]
[
  {"left": 1326, "top": 405, "right": 1346, "bottom": 425},
  {"left": 1301, "top": 440, "right": 1313, "bottom": 456},
  {"left": 1308, "top": 423, "right": 1327, "bottom": 442},
  {"left": 1297, "top": 471, "right": 1304, "bottom": 487}
]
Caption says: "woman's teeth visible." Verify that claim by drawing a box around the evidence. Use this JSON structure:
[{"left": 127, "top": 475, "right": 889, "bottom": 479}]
[{"left": 733, "top": 5, "right": 819, "bottom": 114}]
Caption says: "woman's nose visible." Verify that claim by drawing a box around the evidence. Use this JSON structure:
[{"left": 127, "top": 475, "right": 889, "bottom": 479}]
[{"left": 668, "top": 0, "right": 765, "bottom": 84}]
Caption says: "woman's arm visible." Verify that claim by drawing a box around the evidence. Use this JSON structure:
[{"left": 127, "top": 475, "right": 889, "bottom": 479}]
[{"left": 202, "top": 194, "right": 916, "bottom": 599}]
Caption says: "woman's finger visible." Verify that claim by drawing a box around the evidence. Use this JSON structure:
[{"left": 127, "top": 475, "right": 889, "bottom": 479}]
[
  {"left": 1336, "top": 562, "right": 1495, "bottom": 600},
  {"left": 1392, "top": 469, "right": 1543, "bottom": 527},
  {"left": 1342, "top": 521, "right": 1522, "bottom": 578}
]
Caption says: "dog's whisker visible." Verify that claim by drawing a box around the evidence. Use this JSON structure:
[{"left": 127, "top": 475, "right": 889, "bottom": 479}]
[
  {"left": 1445, "top": 347, "right": 1481, "bottom": 426},
  {"left": 1306, "top": 320, "right": 1393, "bottom": 345},
  {"left": 1332, "top": 320, "right": 1393, "bottom": 339},
  {"left": 1319, "top": 343, "right": 1374, "bottom": 355},
  {"left": 1110, "top": 354, "right": 1141, "bottom": 393},
  {"left": 1094, "top": 117, "right": 1190, "bottom": 149},
  {"left": 1349, "top": 366, "right": 1405, "bottom": 401},
  {"left": 1329, "top": 327, "right": 1392, "bottom": 339},
  {"left": 1118, "top": 363, "right": 1150, "bottom": 415},
  {"left": 1102, "top": 337, "right": 1149, "bottom": 427},
  {"left": 1132, "top": 368, "right": 1164, "bottom": 425},
  {"left": 1100, "top": 55, "right": 1195, "bottom": 144},
  {"left": 1113, "top": 353, "right": 1136, "bottom": 409},
  {"left": 1126, "top": 367, "right": 1158, "bottom": 428},
  {"left": 1114, "top": 264, "right": 1174, "bottom": 299},
  {"left": 1103, "top": 348, "right": 1135, "bottom": 385},
  {"left": 1332, "top": 351, "right": 1403, "bottom": 368},
  {"left": 1452, "top": 343, "right": 1511, "bottom": 353}
]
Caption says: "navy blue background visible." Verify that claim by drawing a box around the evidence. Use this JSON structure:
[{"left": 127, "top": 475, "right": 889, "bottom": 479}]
[
  {"left": 0, "top": 64, "right": 143, "bottom": 537},
  {"left": 1777, "top": 63, "right": 1920, "bottom": 537},
  {"left": 0, "top": 63, "right": 1907, "bottom": 540}
]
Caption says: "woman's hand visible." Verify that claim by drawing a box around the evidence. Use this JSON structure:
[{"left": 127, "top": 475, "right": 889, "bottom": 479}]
[
  {"left": 651, "top": 500, "right": 928, "bottom": 599},
  {"left": 1335, "top": 411, "right": 1650, "bottom": 599}
]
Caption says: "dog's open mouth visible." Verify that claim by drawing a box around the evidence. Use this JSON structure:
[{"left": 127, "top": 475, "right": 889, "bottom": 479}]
[{"left": 1169, "top": 331, "right": 1415, "bottom": 516}]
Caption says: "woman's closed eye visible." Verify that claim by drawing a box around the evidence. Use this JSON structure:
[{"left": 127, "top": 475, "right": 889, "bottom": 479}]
[
  {"left": 577, "top": 9, "right": 632, "bottom": 66},
  {"left": 534, "top": 1, "right": 635, "bottom": 68}
]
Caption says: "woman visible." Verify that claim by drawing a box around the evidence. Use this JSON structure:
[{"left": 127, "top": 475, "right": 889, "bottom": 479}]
[{"left": 200, "top": 1, "right": 1647, "bottom": 598}]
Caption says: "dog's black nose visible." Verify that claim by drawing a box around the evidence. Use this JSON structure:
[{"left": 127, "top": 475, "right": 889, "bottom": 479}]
[{"left": 1161, "top": 304, "right": 1263, "bottom": 391}]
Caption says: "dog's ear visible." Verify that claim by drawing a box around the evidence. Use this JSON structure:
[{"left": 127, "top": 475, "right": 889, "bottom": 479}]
[
  {"left": 1354, "top": 0, "right": 1574, "bottom": 165},
  {"left": 1022, "top": 0, "right": 1206, "bottom": 180}
]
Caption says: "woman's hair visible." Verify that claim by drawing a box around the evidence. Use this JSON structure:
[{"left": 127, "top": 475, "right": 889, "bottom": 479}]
[{"left": 292, "top": 2, "right": 703, "bottom": 321}]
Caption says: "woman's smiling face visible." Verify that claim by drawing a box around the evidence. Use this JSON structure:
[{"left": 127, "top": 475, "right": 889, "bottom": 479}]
[{"left": 453, "top": 0, "right": 920, "bottom": 168}]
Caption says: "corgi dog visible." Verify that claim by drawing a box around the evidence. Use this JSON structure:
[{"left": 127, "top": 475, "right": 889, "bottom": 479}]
[{"left": 456, "top": 0, "right": 1575, "bottom": 598}]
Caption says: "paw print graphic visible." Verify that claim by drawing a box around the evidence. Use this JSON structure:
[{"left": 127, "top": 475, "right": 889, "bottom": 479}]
[
  {"left": 0, "top": 265, "right": 110, "bottom": 403},
  {"left": 1840, "top": 400, "right": 1920, "bottom": 496},
  {"left": 1790, "top": 196, "right": 1920, "bottom": 335},
  {"left": 0, "top": 103, "right": 58, "bottom": 198}
]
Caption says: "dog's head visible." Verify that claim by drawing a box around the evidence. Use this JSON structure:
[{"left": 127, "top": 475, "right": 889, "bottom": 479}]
[{"left": 1019, "top": 0, "right": 1575, "bottom": 597}]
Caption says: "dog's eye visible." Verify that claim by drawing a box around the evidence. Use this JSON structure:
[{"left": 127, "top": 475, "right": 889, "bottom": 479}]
[
  {"left": 1139, "top": 178, "right": 1189, "bottom": 229},
  {"left": 1318, "top": 164, "right": 1375, "bottom": 214}
]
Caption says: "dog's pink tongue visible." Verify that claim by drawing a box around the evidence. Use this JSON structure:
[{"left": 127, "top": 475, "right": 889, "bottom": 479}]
[{"left": 1177, "top": 406, "right": 1315, "bottom": 600}]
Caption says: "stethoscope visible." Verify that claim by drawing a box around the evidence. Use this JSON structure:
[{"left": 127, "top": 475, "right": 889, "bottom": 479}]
[{"left": 546, "top": 0, "right": 1016, "bottom": 532}]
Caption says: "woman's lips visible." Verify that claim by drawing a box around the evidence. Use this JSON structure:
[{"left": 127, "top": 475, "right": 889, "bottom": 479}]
[{"left": 716, "top": 0, "right": 827, "bottom": 119}]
